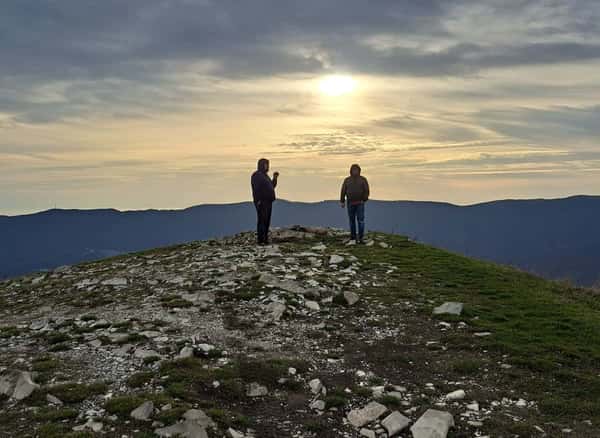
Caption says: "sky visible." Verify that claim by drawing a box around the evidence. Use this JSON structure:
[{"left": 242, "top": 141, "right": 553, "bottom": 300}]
[{"left": 2, "top": 0, "right": 600, "bottom": 215}]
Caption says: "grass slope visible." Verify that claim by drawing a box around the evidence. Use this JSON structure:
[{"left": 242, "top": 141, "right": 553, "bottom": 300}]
[{"left": 351, "top": 233, "right": 600, "bottom": 425}]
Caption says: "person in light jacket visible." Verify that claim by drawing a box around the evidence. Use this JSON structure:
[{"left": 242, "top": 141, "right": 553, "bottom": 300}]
[{"left": 340, "top": 164, "right": 369, "bottom": 243}]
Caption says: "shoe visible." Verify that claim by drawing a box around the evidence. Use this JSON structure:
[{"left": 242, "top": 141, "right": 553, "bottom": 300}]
[{"left": 346, "top": 239, "right": 357, "bottom": 246}]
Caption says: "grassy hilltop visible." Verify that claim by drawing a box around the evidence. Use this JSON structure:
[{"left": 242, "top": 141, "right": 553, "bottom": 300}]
[{"left": 1, "top": 228, "right": 599, "bottom": 437}]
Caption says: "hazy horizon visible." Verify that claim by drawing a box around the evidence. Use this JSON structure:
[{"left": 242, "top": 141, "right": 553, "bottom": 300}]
[
  {"left": 3, "top": 1, "right": 600, "bottom": 215},
  {"left": 4, "top": 193, "right": 600, "bottom": 217}
]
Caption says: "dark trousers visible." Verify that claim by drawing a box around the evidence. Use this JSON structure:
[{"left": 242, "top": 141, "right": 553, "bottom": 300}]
[
  {"left": 347, "top": 202, "right": 365, "bottom": 240},
  {"left": 254, "top": 201, "right": 273, "bottom": 244}
]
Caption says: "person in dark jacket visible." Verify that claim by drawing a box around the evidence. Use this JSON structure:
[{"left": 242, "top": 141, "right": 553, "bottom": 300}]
[
  {"left": 340, "top": 164, "right": 370, "bottom": 243},
  {"left": 251, "top": 158, "right": 279, "bottom": 245}
]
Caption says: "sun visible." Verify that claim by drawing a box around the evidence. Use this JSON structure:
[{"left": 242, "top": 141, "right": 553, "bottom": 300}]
[{"left": 319, "top": 75, "right": 357, "bottom": 96}]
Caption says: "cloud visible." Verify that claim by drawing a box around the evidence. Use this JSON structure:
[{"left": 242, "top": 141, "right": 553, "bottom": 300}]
[
  {"left": 3, "top": 0, "right": 600, "bottom": 124},
  {"left": 475, "top": 105, "right": 600, "bottom": 144},
  {"left": 278, "top": 131, "right": 383, "bottom": 155}
]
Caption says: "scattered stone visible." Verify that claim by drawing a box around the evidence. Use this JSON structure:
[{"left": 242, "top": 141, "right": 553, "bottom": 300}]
[
  {"left": 31, "top": 275, "right": 46, "bottom": 285},
  {"left": 381, "top": 411, "right": 411, "bottom": 436},
  {"left": 329, "top": 255, "right": 344, "bottom": 264},
  {"left": 347, "top": 401, "right": 388, "bottom": 428},
  {"left": 29, "top": 319, "right": 48, "bottom": 330},
  {"left": 246, "top": 382, "right": 268, "bottom": 397},
  {"left": 410, "top": 409, "right": 454, "bottom": 438},
  {"left": 155, "top": 421, "right": 208, "bottom": 438},
  {"left": 115, "top": 343, "right": 134, "bottom": 356},
  {"left": 46, "top": 393, "right": 63, "bottom": 405},
  {"left": 310, "top": 399, "right": 326, "bottom": 411},
  {"left": 101, "top": 277, "right": 128, "bottom": 286},
  {"left": 445, "top": 389, "right": 466, "bottom": 401},
  {"left": 266, "top": 302, "right": 287, "bottom": 321},
  {"left": 466, "top": 402, "right": 479, "bottom": 411},
  {"left": 178, "top": 346, "right": 195, "bottom": 359},
  {"left": 432, "top": 302, "right": 463, "bottom": 316},
  {"left": 360, "top": 428, "right": 376, "bottom": 438},
  {"left": 195, "top": 343, "right": 215, "bottom": 354},
  {"left": 342, "top": 291, "right": 360, "bottom": 306},
  {"left": 309, "top": 378, "right": 323, "bottom": 394},
  {"left": 304, "top": 300, "right": 320, "bottom": 311},
  {"left": 183, "top": 409, "right": 215, "bottom": 428},
  {"left": 131, "top": 400, "right": 154, "bottom": 421},
  {"left": 89, "top": 339, "right": 102, "bottom": 348},
  {"left": 134, "top": 348, "right": 161, "bottom": 360},
  {"left": 0, "top": 371, "right": 40, "bottom": 401},
  {"left": 227, "top": 428, "right": 245, "bottom": 438},
  {"left": 73, "top": 419, "right": 103, "bottom": 433}
]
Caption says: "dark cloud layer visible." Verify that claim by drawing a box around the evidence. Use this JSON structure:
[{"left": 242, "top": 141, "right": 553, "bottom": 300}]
[{"left": 2, "top": 0, "right": 600, "bottom": 124}]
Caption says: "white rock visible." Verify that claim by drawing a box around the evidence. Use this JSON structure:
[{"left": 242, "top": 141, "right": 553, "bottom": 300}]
[
  {"left": 310, "top": 399, "right": 326, "bottom": 411},
  {"left": 73, "top": 419, "right": 103, "bottom": 433},
  {"left": 515, "top": 398, "right": 528, "bottom": 407},
  {"left": 178, "top": 346, "right": 195, "bottom": 359},
  {"left": 309, "top": 378, "right": 323, "bottom": 394},
  {"left": 466, "top": 402, "right": 479, "bottom": 411},
  {"left": 474, "top": 332, "right": 492, "bottom": 337},
  {"left": 134, "top": 349, "right": 161, "bottom": 360},
  {"left": 360, "top": 428, "right": 376, "bottom": 438},
  {"left": 155, "top": 421, "right": 208, "bottom": 438},
  {"left": 246, "top": 382, "right": 268, "bottom": 397},
  {"left": 343, "top": 291, "right": 360, "bottom": 306},
  {"left": 227, "top": 428, "right": 245, "bottom": 438},
  {"left": 432, "top": 302, "right": 463, "bottom": 316},
  {"left": 29, "top": 319, "right": 48, "bottom": 330},
  {"left": 304, "top": 300, "right": 320, "bottom": 311},
  {"left": 381, "top": 411, "right": 411, "bottom": 436},
  {"left": 347, "top": 401, "right": 388, "bottom": 428},
  {"left": 410, "top": 409, "right": 454, "bottom": 438},
  {"left": 266, "top": 302, "right": 287, "bottom": 321},
  {"left": 445, "top": 389, "right": 466, "bottom": 401},
  {"left": 46, "top": 394, "right": 63, "bottom": 405},
  {"left": 31, "top": 275, "right": 46, "bottom": 285},
  {"left": 183, "top": 409, "right": 215, "bottom": 428},
  {"left": 101, "top": 277, "right": 128, "bottom": 286},
  {"left": 329, "top": 255, "right": 344, "bottom": 264},
  {"left": 89, "top": 339, "right": 102, "bottom": 348},
  {"left": 12, "top": 371, "right": 39, "bottom": 400},
  {"left": 131, "top": 401, "right": 154, "bottom": 421}
]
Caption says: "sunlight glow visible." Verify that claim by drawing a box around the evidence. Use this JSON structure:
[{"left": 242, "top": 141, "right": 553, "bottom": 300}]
[{"left": 319, "top": 75, "right": 357, "bottom": 96}]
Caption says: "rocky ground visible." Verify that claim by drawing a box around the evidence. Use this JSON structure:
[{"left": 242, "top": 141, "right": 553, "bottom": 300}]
[{"left": 1, "top": 227, "right": 599, "bottom": 437}]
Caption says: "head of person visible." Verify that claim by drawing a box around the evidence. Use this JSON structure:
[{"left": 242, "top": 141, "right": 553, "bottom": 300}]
[
  {"left": 350, "top": 164, "right": 361, "bottom": 177},
  {"left": 257, "top": 158, "right": 270, "bottom": 173}
]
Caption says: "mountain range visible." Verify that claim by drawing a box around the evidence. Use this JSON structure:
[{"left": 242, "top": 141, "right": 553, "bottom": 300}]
[{"left": 2, "top": 195, "right": 598, "bottom": 286}]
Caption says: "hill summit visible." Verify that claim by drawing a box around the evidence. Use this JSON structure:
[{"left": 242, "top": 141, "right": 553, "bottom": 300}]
[{"left": 1, "top": 227, "right": 599, "bottom": 437}]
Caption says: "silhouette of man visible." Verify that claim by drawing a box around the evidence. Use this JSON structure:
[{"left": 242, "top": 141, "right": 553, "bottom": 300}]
[
  {"left": 251, "top": 158, "right": 279, "bottom": 245},
  {"left": 340, "top": 164, "right": 370, "bottom": 244}
]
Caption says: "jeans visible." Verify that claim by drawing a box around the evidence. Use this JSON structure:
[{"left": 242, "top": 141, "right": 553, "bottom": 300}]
[
  {"left": 347, "top": 202, "right": 365, "bottom": 240},
  {"left": 254, "top": 200, "right": 272, "bottom": 244}
]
